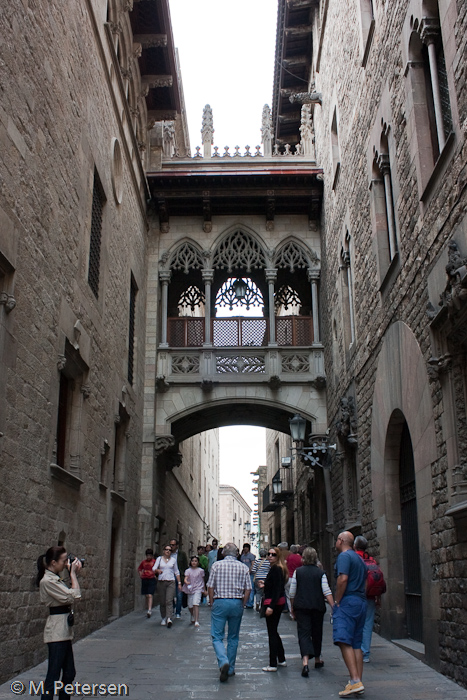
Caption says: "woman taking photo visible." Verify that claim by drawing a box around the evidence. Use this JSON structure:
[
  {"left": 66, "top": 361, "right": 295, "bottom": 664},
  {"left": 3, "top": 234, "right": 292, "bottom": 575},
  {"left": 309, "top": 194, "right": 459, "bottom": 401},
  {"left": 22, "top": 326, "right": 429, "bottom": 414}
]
[
  {"left": 260, "top": 546, "right": 289, "bottom": 672},
  {"left": 289, "top": 547, "right": 334, "bottom": 677},
  {"left": 152, "top": 544, "right": 182, "bottom": 628},
  {"left": 36, "top": 546, "right": 82, "bottom": 699}
]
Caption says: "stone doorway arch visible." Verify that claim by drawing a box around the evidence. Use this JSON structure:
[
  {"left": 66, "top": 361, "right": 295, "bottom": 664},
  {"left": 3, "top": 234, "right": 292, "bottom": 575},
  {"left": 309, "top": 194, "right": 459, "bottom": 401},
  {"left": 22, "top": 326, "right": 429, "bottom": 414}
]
[{"left": 370, "top": 320, "right": 439, "bottom": 666}]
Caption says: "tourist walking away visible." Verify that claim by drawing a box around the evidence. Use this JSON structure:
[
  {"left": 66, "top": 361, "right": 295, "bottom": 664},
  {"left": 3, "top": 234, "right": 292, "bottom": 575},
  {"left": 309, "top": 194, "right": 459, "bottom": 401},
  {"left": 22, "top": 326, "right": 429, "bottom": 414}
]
[
  {"left": 182, "top": 556, "right": 206, "bottom": 627},
  {"left": 355, "top": 535, "right": 386, "bottom": 663},
  {"left": 36, "top": 546, "right": 82, "bottom": 700},
  {"left": 207, "top": 542, "right": 251, "bottom": 682},
  {"left": 153, "top": 545, "right": 182, "bottom": 628},
  {"left": 170, "top": 538, "right": 189, "bottom": 619},
  {"left": 208, "top": 539, "right": 218, "bottom": 571},
  {"left": 333, "top": 531, "right": 368, "bottom": 696},
  {"left": 240, "top": 543, "right": 256, "bottom": 608},
  {"left": 138, "top": 548, "right": 156, "bottom": 618},
  {"left": 289, "top": 547, "right": 334, "bottom": 677},
  {"left": 251, "top": 549, "right": 270, "bottom": 611},
  {"left": 285, "top": 544, "right": 302, "bottom": 617},
  {"left": 260, "top": 546, "right": 289, "bottom": 672}
]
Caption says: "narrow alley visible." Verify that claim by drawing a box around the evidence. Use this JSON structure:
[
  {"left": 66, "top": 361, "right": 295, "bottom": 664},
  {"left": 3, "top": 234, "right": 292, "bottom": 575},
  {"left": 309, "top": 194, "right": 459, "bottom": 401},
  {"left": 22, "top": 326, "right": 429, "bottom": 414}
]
[{"left": 2, "top": 607, "right": 466, "bottom": 700}]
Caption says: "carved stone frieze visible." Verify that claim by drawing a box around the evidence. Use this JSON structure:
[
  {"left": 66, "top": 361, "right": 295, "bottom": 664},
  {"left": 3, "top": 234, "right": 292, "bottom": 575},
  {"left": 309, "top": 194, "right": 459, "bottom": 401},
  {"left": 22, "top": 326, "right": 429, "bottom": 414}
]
[{"left": 57, "top": 355, "right": 66, "bottom": 372}]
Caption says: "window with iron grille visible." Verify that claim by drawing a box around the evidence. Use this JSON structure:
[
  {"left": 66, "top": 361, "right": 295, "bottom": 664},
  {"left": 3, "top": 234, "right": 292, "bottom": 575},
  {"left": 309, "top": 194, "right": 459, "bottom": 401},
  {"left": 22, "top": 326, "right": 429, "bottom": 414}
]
[
  {"left": 88, "top": 169, "right": 105, "bottom": 299},
  {"left": 128, "top": 274, "right": 138, "bottom": 385}
]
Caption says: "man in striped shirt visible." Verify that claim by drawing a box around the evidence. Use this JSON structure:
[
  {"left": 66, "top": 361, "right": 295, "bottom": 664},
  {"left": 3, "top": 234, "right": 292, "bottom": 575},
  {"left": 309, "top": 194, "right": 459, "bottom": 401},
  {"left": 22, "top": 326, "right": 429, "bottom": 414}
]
[
  {"left": 207, "top": 542, "right": 251, "bottom": 682},
  {"left": 251, "top": 549, "right": 270, "bottom": 611}
]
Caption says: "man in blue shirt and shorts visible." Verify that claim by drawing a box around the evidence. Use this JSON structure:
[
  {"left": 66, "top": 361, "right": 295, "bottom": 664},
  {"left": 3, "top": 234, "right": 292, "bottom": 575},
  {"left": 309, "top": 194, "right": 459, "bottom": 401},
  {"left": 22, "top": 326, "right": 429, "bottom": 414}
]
[{"left": 333, "top": 531, "right": 367, "bottom": 697}]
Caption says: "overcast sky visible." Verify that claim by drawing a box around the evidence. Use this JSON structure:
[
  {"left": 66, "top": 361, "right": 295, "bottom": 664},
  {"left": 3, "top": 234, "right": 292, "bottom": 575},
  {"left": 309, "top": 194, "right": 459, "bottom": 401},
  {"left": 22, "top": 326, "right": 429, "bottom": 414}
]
[{"left": 169, "top": 0, "right": 277, "bottom": 152}]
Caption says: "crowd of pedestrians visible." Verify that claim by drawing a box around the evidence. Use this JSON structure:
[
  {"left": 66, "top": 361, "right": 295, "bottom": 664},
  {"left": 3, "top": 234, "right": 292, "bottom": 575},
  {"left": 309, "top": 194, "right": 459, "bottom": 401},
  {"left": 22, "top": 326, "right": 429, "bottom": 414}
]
[
  {"left": 134, "top": 532, "right": 383, "bottom": 696},
  {"left": 34, "top": 532, "right": 383, "bottom": 697}
]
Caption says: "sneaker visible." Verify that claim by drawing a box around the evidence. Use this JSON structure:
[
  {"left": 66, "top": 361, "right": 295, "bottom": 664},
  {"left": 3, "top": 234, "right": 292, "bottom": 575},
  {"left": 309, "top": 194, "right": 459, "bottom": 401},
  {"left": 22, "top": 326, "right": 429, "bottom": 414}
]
[
  {"left": 219, "top": 663, "right": 230, "bottom": 682},
  {"left": 160, "top": 618, "right": 166, "bottom": 626},
  {"left": 175, "top": 614, "right": 181, "bottom": 619},
  {"left": 277, "top": 661, "right": 287, "bottom": 667},
  {"left": 194, "top": 621, "right": 200, "bottom": 627},
  {"left": 166, "top": 618, "right": 173, "bottom": 628},
  {"left": 339, "top": 681, "right": 364, "bottom": 697},
  {"left": 146, "top": 611, "right": 152, "bottom": 618},
  {"left": 262, "top": 666, "right": 278, "bottom": 672},
  {"left": 363, "top": 657, "right": 370, "bottom": 663}
]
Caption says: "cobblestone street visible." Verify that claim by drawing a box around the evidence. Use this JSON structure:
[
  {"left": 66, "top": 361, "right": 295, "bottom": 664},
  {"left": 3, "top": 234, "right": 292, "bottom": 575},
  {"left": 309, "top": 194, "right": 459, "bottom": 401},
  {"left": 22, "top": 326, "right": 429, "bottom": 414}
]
[{"left": 1, "top": 606, "right": 466, "bottom": 700}]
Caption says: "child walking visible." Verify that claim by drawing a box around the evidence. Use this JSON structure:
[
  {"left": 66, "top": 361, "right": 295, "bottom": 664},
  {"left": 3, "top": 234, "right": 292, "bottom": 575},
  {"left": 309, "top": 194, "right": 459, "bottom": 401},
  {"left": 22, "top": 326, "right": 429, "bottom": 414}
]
[{"left": 182, "top": 556, "right": 206, "bottom": 627}]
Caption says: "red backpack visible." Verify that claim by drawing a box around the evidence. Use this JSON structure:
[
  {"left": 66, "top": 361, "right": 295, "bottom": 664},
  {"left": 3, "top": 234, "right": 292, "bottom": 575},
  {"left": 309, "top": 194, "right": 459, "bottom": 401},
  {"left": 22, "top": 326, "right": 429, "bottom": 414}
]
[{"left": 364, "top": 555, "right": 387, "bottom": 597}]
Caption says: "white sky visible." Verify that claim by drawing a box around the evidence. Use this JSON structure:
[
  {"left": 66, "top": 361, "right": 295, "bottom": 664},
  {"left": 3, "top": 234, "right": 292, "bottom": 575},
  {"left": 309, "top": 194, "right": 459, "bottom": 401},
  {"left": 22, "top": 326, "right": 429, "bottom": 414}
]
[
  {"left": 169, "top": 1, "right": 276, "bottom": 508},
  {"left": 169, "top": 0, "right": 278, "bottom": 151},
  {"left": 219, "top": 426, "right": 266, "bottom": 511}
]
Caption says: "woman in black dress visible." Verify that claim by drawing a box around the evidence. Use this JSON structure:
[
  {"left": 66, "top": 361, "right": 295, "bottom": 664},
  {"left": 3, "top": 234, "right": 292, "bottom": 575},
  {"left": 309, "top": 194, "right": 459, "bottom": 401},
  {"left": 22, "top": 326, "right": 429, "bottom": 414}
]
[{"left": 260, "top": 546, "right": 289, "bottom": 672}]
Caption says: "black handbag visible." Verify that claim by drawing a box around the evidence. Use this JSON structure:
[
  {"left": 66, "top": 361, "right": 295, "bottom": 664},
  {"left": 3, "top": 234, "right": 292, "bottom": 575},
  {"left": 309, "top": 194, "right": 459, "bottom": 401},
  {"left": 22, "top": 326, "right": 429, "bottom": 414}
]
[{"left": 259, "top": 597, "right": 266, "bottom": 618}]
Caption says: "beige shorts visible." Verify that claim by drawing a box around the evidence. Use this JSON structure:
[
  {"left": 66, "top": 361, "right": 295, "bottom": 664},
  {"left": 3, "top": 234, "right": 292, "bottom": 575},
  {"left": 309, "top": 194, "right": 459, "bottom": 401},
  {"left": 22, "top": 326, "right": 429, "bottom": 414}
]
[{"left": 188, "top": 591, "right": 202, "bottom": 607}]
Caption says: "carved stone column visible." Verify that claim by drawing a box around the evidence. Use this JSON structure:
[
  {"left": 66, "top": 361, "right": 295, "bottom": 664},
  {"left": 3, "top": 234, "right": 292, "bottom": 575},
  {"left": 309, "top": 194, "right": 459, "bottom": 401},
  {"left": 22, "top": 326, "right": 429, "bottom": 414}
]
[
  {"left": 202, "top": 269, "right": 214, "bottom": 346},
  {"left": 421, "top": 18, "right": 446, "bottom": 152},
  {"left": 308, "top": 269, "right": 321, "bottom": 343},
  {"left": 265, "top": 269, "right": 277, "bottom": 346},
  {"left": 377, "top": 154, "right": 398, "bottom": 260},
  {"left": 159, "top": 270, "right": 171, "bottom": 348}
]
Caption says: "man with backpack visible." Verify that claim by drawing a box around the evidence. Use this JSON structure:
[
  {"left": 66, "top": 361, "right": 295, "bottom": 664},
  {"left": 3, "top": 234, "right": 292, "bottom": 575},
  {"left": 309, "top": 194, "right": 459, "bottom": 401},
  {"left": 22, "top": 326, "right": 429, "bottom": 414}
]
[{"left": 354, "top": 535, "right": 387, "bottom": 663}]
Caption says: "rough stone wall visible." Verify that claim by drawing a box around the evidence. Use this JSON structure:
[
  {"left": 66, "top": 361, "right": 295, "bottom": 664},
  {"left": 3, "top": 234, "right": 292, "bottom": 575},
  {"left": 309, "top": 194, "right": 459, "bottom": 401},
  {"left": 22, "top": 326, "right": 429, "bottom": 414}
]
[
  {"left": 314, "top": 0, "right": 467, "bottom": 686},
  {"left": 0, "top": 0, "right": 148, "bottom": 683}
]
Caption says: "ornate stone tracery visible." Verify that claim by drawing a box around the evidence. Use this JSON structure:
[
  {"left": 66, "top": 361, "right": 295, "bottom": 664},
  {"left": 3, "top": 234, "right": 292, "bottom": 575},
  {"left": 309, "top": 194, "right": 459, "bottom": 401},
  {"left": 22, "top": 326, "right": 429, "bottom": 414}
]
[
  {"left": 212, "top": 230, "right": 266, "bottom": 272},
  {"left": 274, "top": 285, "right": 301, "bottom": 311},
  {"left": 168, "top": 242, "right": 205, "bottom": 273},
  {"left": 178, "top": 285, "right": 205, "bottom": 312},
  {"left": 275, "top": 240, "right": 317, "bottom": 271},
  {"left": 215, "top": 278, "right": 264, "bottom": 311}
]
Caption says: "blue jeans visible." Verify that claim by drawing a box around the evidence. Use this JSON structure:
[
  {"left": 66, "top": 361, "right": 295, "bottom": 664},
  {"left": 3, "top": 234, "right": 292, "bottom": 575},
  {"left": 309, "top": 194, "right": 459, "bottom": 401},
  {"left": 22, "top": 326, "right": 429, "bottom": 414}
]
[
  {"left": 361, "top": 598, "right": 376, "bottom": 659},
  {"left": 174, "top": 587, "right": 183, "bottom": 615},
  {"left": 246, "top": 574, "right": 255, "bottom": 608},
  {"left": 211, "top": 598, "right": 244, "bottom": 673}
]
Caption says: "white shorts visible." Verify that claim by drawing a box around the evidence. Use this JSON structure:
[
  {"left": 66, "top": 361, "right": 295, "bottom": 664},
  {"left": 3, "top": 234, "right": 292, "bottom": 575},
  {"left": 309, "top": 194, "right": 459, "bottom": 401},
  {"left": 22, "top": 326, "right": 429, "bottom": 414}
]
[{"left": 188, "top": 591, "right": 202, "bottom": 607}]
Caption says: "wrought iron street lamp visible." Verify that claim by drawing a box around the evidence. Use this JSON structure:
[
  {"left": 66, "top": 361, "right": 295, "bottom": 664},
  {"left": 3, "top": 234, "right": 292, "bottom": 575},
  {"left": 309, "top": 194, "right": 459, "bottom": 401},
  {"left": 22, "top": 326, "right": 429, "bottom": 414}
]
[
  {"left": 289, "top": 413, "right": 307, "bottom": 443},
  {"left": 245, "top": 521, "right": 251, "bottom": 533},
  {"left": 272, "top": 473, "right": 282, "bottom": 496}
]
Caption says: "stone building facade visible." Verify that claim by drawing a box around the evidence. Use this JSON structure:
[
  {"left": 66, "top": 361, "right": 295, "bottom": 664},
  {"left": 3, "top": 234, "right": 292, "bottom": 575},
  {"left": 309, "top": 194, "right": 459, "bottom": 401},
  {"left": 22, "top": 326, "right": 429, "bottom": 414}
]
[
  {"left": 0, "top": 0, "right": 211, "bottom": 684},
  {"left": 218, "top": 485, "right": 252, "bottom": 548},
  {"left": 271, "top": 0, "right": 467, "bottom": 687}
]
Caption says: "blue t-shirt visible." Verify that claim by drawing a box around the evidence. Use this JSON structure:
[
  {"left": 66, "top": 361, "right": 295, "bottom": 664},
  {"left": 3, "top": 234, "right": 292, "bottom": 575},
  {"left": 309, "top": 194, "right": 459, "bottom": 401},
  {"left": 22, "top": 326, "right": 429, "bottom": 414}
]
[{"left": 334, "top": 550, "right": 367, "bottom": 600}]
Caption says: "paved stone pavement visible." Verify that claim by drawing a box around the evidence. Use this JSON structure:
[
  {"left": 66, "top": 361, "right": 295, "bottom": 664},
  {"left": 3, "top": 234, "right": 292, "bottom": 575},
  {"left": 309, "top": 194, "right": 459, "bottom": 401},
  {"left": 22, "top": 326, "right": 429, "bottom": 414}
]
[{"left": 2, "top": 606, "right": 467, "bottom": 700}]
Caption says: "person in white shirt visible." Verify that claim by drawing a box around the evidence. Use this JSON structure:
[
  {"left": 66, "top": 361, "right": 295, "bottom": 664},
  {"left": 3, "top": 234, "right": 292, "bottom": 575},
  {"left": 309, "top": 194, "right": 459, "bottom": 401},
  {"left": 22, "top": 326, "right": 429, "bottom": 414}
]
[{"left": 153, "top": 545, "right": 182, "bottom": 627}]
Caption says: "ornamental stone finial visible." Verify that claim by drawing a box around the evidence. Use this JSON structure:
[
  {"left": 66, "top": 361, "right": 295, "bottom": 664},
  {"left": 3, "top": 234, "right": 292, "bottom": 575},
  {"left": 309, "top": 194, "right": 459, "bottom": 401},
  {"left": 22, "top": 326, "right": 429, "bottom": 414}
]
[
  {"left": 201, "top": 104, "right": 214, "bottom": 158},
  {"left": 300, "top": 104, "right": 315, "bottom": 157},
  {"left": 261, "top": 104, "right": 273, "bottom": 157},
  {"left": 162, "top": 120, "right": 175, "bottom": 159}
]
